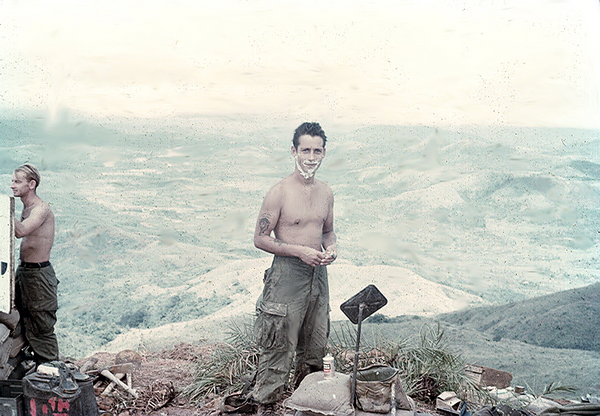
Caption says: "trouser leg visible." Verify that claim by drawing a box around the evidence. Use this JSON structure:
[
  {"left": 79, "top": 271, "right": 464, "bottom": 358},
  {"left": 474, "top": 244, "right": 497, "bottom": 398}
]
[
  {"left": 253, "top": 284, "right": 307, "bottom": 404},
  {"left": 253, "top": 342, "right": 294, "bottom": 403},
  {"left": 294, "top": 266, "right": 329, "bottom": 387},
  {"left": 22, "top": 310, "right": 59, "bottom": 363}
]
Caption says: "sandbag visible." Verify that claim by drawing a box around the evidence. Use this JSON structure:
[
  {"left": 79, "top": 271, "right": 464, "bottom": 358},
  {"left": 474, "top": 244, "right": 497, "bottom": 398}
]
[{"left": 284, "top": 372, "right": 354, "bottom": 416}]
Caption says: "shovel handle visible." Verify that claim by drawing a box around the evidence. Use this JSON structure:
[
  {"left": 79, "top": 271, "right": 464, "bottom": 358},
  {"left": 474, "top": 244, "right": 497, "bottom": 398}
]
[{"left": 101, "top": 369, "right": 138, "bottom": 398}]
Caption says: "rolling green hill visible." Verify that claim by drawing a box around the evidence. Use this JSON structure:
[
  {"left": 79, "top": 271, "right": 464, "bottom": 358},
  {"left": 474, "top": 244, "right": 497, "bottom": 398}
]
[{"left": 438, "top": 283, "right": 600, "bottom": 352}]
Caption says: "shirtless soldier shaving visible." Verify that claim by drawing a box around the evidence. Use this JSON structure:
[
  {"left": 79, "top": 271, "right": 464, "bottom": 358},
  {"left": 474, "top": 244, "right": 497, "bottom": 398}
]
[
  {"left": 11, "top": 164, "right": 59, "bottom": 364},
  {"left": 252, "top": 122, "right": 337, "bottom": 415}
]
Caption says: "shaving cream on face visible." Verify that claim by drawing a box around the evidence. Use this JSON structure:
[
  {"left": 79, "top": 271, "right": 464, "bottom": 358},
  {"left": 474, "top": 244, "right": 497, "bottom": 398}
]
[{"left": 295, "top": 156, "right": 321, "bottom": 179}]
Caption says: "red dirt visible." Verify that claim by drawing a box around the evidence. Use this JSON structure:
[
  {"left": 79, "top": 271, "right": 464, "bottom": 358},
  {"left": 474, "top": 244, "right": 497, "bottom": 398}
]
[{"left": 74, "top": 343, "right": 221, "bottom": 416}]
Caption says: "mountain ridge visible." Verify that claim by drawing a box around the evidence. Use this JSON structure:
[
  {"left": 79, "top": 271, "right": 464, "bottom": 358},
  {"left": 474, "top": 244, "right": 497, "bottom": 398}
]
[{"left": 438, "top": 282, "right": 600, "bottom": 352}]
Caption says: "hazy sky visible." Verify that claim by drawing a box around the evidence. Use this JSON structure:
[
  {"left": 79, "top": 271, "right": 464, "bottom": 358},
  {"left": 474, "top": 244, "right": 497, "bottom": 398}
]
[{"left": 1, "top": 0, "right": 599, "bottom": 128}]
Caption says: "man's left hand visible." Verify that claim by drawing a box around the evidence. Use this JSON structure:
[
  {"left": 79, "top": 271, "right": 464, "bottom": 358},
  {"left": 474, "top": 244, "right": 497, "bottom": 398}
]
[{"left": 320, "top": 248, "right": 337, "bottom": 266}]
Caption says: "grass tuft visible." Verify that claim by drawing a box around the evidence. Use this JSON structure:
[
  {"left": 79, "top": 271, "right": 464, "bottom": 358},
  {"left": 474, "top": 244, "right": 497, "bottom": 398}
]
[
  {"left": 181, "top": 317, "right": 259, "bottom": 404},
  {"left": 329, "top": 322, "right": 490, "bottom": 404}
]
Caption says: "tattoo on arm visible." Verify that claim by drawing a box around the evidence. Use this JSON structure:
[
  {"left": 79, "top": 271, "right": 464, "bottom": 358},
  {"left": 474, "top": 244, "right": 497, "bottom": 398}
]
[
  {"left": 259, "top": 214, "right": 282, "bottom": 246},
  {"left": 258, "top": 216, "right": 270, "bottom": 235}
]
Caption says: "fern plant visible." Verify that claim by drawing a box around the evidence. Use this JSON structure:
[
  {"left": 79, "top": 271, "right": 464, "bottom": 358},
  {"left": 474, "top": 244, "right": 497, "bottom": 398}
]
[{"left": 181, "top": 317, "right": 260, "bottom": 404}]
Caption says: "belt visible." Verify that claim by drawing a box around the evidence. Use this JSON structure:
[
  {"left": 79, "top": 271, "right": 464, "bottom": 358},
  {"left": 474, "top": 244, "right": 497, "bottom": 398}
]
[{"left": 19, "top": 261, "right": 51, "bottom": 268}]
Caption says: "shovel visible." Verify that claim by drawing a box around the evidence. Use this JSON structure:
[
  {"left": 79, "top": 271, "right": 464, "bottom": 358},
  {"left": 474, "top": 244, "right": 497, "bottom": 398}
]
[{"left": 340, "top": 284, "right": 388, "bottom": 407}]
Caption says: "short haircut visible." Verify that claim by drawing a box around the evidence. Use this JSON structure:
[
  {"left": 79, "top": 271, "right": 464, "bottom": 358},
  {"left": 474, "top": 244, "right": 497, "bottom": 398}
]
[
  {"left": 292, "top": 122, "right": 327, "bottom": 149},
  {"left": 14, "top": 164, "right": 41, "bottom": 189}
]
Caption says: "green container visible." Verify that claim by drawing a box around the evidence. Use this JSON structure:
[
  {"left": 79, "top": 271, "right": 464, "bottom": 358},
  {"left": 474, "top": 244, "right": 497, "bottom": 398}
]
[{"left": 354, "top": 365, "right": 400, "bottom": 414}]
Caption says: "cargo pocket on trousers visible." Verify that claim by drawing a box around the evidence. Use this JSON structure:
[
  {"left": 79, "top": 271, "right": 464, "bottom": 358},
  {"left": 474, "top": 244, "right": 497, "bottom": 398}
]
[{"left": 255, "top": 300, "right": 288, "bottom": 351}]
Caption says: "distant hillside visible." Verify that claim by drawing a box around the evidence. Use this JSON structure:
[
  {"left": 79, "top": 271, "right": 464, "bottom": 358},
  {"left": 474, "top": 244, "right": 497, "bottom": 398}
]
[
  {"left": 438, "top": 283, "right": 600, "bottom": 352},
  {"left": 95, "top": 258, "right": 483, "bottom": 355}
]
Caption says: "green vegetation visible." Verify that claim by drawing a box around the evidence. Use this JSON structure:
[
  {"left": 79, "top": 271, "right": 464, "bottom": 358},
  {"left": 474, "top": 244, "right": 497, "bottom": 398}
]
[
  {"left": 182, "top": 319, "right": 260, "bottom": 404},
  {"left": 117, "top": 293, "right": 232, "bottom": 329},
  {"left": 329, "top": 322, "right": 489, "bottom": 404},
  {"left": 182, "top": 319, "right": 489, "bottom": 405},
  {"left": 56, "top": 291, "right": 233, "bottom": 358}
]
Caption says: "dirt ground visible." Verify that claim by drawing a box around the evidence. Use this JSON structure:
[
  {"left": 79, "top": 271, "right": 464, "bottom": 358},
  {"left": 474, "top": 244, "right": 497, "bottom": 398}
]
[
  {"left": 74, "top": 343, "right": 220, "bottom": 416},
  {"left": 73, "top": 341, "right": 578, "bottom": 416},
  {"left": 74, "top": 343, "right": 447, "bottom": 416}
]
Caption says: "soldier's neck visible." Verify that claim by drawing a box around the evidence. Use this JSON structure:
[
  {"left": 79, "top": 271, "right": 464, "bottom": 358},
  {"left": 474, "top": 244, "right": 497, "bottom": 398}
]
[
  {"left": 20, "top": 192, "right": 40, "bottom": 207},
  {"left": 293, "top": 169, "right": 316, "bottom": 185}
]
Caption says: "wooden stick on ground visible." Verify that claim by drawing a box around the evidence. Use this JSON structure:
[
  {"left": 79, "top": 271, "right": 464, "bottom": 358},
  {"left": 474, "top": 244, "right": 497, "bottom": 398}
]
[
  {"left": 101, "top": 373, "right": 125, "bottom": 396},
  {"left": 100, "top": 369, "right": 138, "bottom": 398}
]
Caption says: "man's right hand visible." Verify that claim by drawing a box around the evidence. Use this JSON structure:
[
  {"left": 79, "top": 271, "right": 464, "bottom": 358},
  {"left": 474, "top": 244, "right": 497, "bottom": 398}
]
[{"left": 298, "top": 247, "right": 327, "bottom": 267}]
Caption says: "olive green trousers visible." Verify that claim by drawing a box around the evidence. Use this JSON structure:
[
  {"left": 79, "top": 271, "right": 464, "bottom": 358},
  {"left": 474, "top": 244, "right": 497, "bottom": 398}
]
[
  {"left": 252, "top": 255, "right": 330, "bottom": 404},
  {"left": 15, "top": 264, "right": 59, "bottom": 363}
]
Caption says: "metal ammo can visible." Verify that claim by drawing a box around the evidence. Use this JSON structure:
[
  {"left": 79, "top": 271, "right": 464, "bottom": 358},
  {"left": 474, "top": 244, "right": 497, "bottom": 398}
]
[{"left": 22, "top": 362, "right": 86, "bottom": 416}]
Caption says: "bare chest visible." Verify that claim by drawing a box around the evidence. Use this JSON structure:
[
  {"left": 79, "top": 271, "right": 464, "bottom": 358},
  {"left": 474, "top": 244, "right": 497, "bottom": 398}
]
[{"left": 279, "top": 188, "right": 329, "bottom": 227}]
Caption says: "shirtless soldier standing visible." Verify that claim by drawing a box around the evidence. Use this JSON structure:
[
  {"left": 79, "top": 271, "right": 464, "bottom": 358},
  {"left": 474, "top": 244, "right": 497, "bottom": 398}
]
[
  {"left": 11, "top": 164, "right": 59, "bottom": 364},
  {"left": 252, "top": 122, "right": 337, "bottom": 415}
]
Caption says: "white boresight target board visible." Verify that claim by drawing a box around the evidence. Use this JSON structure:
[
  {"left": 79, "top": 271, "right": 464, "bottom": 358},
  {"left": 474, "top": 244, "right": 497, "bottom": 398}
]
[{"left": 0, "top": 195, "right": 14, "bottom": 313}]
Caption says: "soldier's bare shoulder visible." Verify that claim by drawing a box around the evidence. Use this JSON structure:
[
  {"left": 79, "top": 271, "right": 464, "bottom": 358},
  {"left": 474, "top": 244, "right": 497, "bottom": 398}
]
[
  {"left": 272, "top": 175, "right": 301, "bottom": 192},
  {"left": 315, "top": 178, "right": 331, "bottom": 188},
  {"left": 314, "top": 179, "right": 333, "bottom": 196},
  {"left": 267, "top": 177, "right": 291, "bottom": 196},
  {"left": 36, "top": 200, "right": 54, "bottom": 217}
]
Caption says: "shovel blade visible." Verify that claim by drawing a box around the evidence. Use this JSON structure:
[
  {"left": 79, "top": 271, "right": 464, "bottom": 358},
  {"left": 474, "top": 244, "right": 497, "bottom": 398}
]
[{"left": 340, "top": 284, "right": 387, "bottom": 324}]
